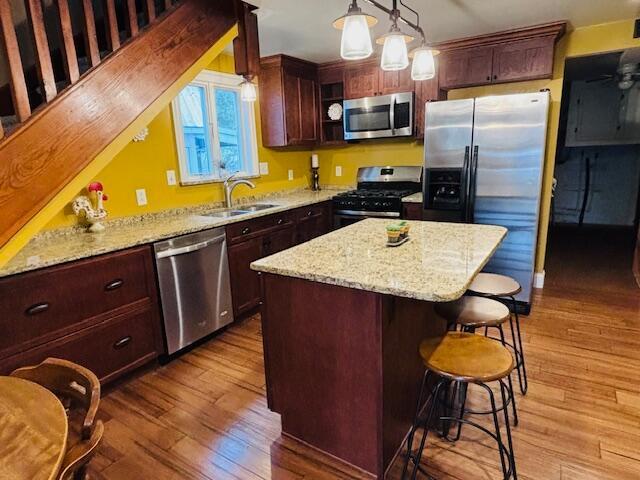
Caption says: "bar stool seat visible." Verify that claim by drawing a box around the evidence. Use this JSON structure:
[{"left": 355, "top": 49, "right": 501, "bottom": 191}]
[
  {"left": 420, "top": 332, "right": 514, "bottom": 383},
  {"left": 469, "top": 272, "right": 521, "bottom": 297},
  {"left": 436, "top": 296, "right": 510, "bottom": 329}
]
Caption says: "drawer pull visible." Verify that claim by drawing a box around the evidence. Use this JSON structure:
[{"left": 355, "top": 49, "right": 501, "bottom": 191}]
[
  {"left": 25, "top": 302, "right": 49, "bottom": 316},
  {"left": 277, "top": 218, "right": 284, "bottom": 225},
  {"left": 307, "top": 210, "right": 313, "bottom": 216},
  {"left": 105, "top": 279, "right": 124, "bottom": 291},
  {"left": 113, "top": 336, "right": 132, "bottom": 349},
  {"left": 241, "top": 227, "right": 251, "bottom": 235}
]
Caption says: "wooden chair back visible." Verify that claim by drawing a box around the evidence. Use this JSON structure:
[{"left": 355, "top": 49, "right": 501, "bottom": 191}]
[
  {"left": 10, "top": 358, "right": 100, "bottom": 439},
  {"left": 58, "top": 420, "right": 104, "bottom": 480}
]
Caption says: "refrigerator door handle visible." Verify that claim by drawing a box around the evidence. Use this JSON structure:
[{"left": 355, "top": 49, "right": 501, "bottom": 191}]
[
  {"left": 467, "top": 145, "right": 479, "bottom": 222},
  {"left": 462, "top": 145, "right": 470, "bottom": 219}
]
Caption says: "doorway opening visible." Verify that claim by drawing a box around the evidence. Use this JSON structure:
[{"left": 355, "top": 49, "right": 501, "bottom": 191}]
[{"left": 548, "top": 49, "right": 640, "bottom": 294}]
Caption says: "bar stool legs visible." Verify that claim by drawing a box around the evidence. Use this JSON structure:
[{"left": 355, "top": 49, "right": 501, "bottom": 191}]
[
  {"left": 402, "top": 373, "right": 518, "bottom": 480},
  {"left": 509, "top": 295, "right": 528, "bottom": 395}
]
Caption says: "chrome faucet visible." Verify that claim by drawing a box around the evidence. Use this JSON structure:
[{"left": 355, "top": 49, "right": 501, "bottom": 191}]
[{"left": 223, "top": 173, "right": 255, "bottom": 208}]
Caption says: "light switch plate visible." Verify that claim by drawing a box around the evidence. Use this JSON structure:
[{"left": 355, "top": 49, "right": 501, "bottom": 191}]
[
  {"left": 259, "top": 162, "right": 269, "bottom": 175},
  {"left": 288, "top": 169, "right": 294, "bottom": 181},
  {"left": 166, "top": 170, "right": 177, "bottom": 186},
  {"left": 335, "top": 165, "right": 342, "bottom": 177},
  {"left": 136, "top": 188, "right": 147, "bottom": 206}
]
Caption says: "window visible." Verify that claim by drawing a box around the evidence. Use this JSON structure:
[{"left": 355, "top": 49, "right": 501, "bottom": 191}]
[{"left": 172, "top": 70, "right": 259, "bottom": 184}]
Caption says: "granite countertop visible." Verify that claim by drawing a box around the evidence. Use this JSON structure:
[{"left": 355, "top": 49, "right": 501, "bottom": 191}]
[
  {"left": 251, "top": 219, "right": 506, "bottom": 302},
  {"left": 1, "top": 189, "right": 341, "bottom": 279},
  {"left": 402, "top": 192, "right": 423, "bottom": 203}
]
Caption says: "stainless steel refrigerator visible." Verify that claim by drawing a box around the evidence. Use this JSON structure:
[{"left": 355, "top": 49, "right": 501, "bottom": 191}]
[{"left": 422, "top": 92, "right": 550, "bottom": 310}]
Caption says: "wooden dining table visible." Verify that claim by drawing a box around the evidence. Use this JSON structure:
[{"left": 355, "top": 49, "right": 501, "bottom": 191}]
[{"left": 0, "top": 376, "right": 68, "bottom": 480}]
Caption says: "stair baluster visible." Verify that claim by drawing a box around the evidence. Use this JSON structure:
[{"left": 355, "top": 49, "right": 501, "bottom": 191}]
[
  {"left": 104, "top": 0, "right": 121, "bottom": 52},
  {"left": 127, "top": 0, "right": 139, "bottom": 37},
  {"left": 26, "top": 0, "right": 57, "bottom": 102},
  {"left": 55, "top": 0, "right": 80, "bottom": 84}
]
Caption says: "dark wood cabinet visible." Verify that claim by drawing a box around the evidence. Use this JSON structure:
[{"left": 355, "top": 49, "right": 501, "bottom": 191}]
[
  {"left": 226, "top": 202, "right": 332, "bottom": 318},
  {"left": 378, "top": 67, "right": 414, "bottom": 96},
  {"left": 259, "top": 55, "right": 318, "bottom": 147},
  {"left": 295, "top": 203, "right": 332, "bottom": 243},
  {"left": 439, "top": 46, "right": 494, "bottom": 90},
  {"left": 0, "top": 246, "right": 163, "bottom": 383},
  {"left": 491, "top": 37, "right": 555, "bottom": 82},
  {"left": 402, "top": 202, "right": 423, "bottom": 220},
  {"left": 227, "top": 236, "right": 265, "bottom": 317},
  {"left": 437, "top": 22, "right": 565, "bottom": 90},
  {"left": 344, "top": 63, "right": 379, "bottom": 99}
]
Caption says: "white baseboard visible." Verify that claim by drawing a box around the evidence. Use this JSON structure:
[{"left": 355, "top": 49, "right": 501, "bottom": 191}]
[{"left": 533, "top": 271, "right": 545, "bottom": 289}]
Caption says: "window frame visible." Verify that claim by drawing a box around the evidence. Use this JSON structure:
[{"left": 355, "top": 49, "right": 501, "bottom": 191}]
[{"left": 171, "top": 70, "right": 260, "bottom": 185}]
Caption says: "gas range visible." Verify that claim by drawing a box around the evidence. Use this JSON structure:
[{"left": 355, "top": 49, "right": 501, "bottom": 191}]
[{"left": 332, "top": 166, "right": 422, "bottom": 225}]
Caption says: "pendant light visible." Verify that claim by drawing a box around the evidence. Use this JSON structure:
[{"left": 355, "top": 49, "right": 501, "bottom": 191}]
[
  {"left": 240, "top": 75, "right": 257, "bottom": 102},
  {"left": 333, "top": 1, "right": 378, "bottom": 60},
  {"left": 377, "top": 20, "right": 413, "bottom": 71},
  {"left": 409, "top": 44, "right": 439, "bottom": 81}
]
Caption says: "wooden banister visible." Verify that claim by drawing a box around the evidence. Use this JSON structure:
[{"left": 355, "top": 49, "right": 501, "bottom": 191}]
[
  {"left": 26, "top": 0, "right": 57, "bottom": 102},
  {"left": 0, "top": 2, "right": 31, "bottom": 122},
  {"left": 146, "top": 0, "right": 157, "bottom": 22},
  {"left": 127, "top": 0, "right": 139, "bottom": 37},
  {"left": 55, "top": 0, "right": 80, "bottom": 83},
  {"left": 81, "top": 0, "right": 101, "bottom": 68},
  {"left": 104, "top": 0, "right": 121, "bottom": 51},
  {"left": 0, "top": 0, "right": 237, "bottom": 249}
]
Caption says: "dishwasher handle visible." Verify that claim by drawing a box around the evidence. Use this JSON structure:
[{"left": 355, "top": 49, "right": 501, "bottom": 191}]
[{"left": 156, "top": 234, "right": 226, "bottom": 259}]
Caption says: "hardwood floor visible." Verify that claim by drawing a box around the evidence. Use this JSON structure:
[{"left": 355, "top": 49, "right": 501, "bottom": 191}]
[{"left": 89, "top": 270, "right": 640, "bottom": 479}]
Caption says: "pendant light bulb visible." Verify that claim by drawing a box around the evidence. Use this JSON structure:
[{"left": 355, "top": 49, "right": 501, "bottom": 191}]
[
  {"left": 240, "top": 77, "right": 257, "bottom": 103},
  {"left": 334, "top": 1, "right": 377, "bottom": 61},
  {"left": 379, "top": 23, "right": 412, "bottom": 71},
  {"left": 410, "top": 46, "right": 437, "bottom": 81}
]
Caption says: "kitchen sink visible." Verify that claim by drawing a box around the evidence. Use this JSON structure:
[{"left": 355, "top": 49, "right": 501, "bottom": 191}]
[
  {"left": 201, "top": 210, "right": 249, "bottom": 218},
  {"left": 240, "top": 203, "right": 280, "bottom": 212}
]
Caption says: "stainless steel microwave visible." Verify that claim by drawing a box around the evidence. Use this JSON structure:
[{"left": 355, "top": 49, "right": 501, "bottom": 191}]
[{"left": 343, "top": 92, "right": 413, "bottom": 140}]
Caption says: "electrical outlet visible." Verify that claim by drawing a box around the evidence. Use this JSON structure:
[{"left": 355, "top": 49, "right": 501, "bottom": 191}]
[
  {"left": 288, "top": 169, "right": 294, "bottom": 181},
  {"left": 259, "top": 162, "right": 269, "bottom": 175},
  {"left": 166, "top": 170, "right": 177, "bottom": 186},
  {"left": 136, "top": 188, "right": 147, "bottom": 206},
  {"left": 335, "top": 165, "right": 342, "bottom": 177}
]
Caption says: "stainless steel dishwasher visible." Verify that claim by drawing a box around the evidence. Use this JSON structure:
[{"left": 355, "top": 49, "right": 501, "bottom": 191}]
[{"left": 154, "top": 227, "right": 233, "bottom": 354}]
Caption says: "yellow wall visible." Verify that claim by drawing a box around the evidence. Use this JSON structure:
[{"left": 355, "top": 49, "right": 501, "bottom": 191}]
[
  {"left": 315, "top": 18, "right": 640, "bottom": 273},
  {"left": 46, "top": 53, "right": 313, "bottom": 228}
]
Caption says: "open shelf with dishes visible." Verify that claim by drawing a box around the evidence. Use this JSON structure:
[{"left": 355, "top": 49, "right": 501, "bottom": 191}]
[{"left": 319, "top": 82, "right": 346, "bottom": 145}]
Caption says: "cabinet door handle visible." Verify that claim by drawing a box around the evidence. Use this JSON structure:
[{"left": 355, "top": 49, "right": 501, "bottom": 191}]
[
  {"left": 486, "top": 76, "right": 491, "bottom": 81},
  {"left": 241, "top": 227, "right": 251, "bottom": 235},
  {"left": 493, "top": 75, "right": 497, "bottom": 80},
  {"left": 306, "top": 210, "right": 313, "bottom": 216},
  {"left": 277, "top": 219, "right": 284, "bottom": 225},
  {"left": 105, "top": 279, "right": 124, "bottom": 291},
  {"left": 113, "top": 336, "right": 132, "bottom": 349},
  {"left": 25, "top": 302, "right": 49, "bottom": 316}
]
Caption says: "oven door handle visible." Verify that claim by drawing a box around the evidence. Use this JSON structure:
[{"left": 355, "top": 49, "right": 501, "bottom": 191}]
[{"left": 334, "top": 210, "right": 401, "bottom": 218}]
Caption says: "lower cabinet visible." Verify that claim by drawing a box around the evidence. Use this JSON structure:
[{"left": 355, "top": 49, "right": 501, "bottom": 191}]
[
  {"left": 227, "top": 201, "right": 332, "bottom": 318},
  {"left": 0, "top": 246, "right": 164, "bottom": 384},
  {"left": 403, "top": 202, "right": 423, "bottom": 220}
]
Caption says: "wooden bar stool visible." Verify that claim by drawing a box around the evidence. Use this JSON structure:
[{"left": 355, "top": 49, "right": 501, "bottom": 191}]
[
  {"left": 435, "top": 296, "right": 518, "bottom": 426},
  {"left": 402, "top": 333, "right": 518, "bottom": 480},
  {"left": 468, "top": 273, "right": 528, "bottom": 395}
]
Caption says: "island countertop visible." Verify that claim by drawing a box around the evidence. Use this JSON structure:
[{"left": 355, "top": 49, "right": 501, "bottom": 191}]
[{"left": 251, "top": 219, "right": 507, "bottom": 302}]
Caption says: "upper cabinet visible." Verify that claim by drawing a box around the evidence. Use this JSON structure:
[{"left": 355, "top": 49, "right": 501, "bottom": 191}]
[
  {"left": 259, "top": 55, "right": 319, "bottom": 147},
  {"left": 439, "top": 46, "right": 494, "bottom": 90},
  {"left": 344, "top": 60, "right": 414, "bottom": 99},
  {"left": 344, "top": 63, "right": 379, "bottom": 99},
  {"left": 414, "top": 69, "right": 446, "bottom": 139},
  {"left": 438, "top": 22, "right": 566, "bottom": 90}
]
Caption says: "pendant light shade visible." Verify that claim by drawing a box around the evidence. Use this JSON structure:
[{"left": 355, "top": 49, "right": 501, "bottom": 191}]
[
  {"left": 240, "top": 77, "right": 257, "bottom": 102},
  {"left": 377, "top": 25, "right": 413, "bottom": 72},
  {"left": 334, "top": 1, "right": 378, "bottom": 61},
  {"left": 410, "top": 46, "right": 439, "bottom": 81}
]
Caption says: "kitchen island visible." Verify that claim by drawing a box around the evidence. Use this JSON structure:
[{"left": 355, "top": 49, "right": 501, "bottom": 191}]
[{"left": 251, "top": 219, "right": 506, "bottom": 478}]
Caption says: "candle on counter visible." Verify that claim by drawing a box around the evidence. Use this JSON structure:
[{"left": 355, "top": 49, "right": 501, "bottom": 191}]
[{"left": 311, "top": 153, "right": 319, "bottom": 169}]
